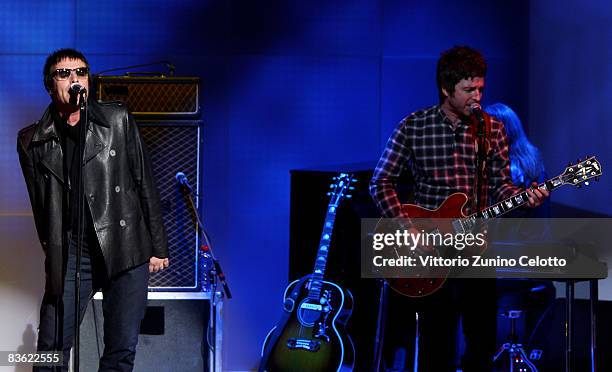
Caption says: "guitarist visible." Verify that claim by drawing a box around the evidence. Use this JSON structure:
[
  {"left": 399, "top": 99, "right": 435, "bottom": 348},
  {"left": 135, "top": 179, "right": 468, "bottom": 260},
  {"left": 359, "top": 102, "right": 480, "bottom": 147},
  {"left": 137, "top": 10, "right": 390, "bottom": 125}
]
[{"left": 369, "top": 46, "right": 548, "bottom": 371}]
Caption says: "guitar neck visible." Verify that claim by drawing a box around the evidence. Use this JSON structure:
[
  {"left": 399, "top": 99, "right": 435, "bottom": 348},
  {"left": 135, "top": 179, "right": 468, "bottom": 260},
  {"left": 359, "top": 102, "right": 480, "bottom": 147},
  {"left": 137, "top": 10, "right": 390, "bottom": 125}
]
[
  {"left": 457, "top": 175, "right": 564, "bottom": 232},
  {"left": 303, "top": 173, "right": 355, "bottom": 300},
  {"left": 308, "top": 204, "right": 338, "bottom": 299},
  {"left": 479, "top": 176, "right": 562, "bottom": 218}
]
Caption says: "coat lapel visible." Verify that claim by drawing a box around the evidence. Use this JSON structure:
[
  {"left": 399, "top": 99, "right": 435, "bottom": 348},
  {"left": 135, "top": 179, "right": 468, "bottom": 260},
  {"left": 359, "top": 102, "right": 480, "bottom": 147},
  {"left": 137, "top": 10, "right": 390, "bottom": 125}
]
[
  {"left": 31, "top": 105, "right": 67, "bottom": 185},
  {"left": 83, "top": 100, "right": 110, "bottom": 163},
  {"left": 83, "top": 125, "right": 107, "bottom": 163},
  {"left": 39, "top": 144, "right": 66, "bottom": 185}
]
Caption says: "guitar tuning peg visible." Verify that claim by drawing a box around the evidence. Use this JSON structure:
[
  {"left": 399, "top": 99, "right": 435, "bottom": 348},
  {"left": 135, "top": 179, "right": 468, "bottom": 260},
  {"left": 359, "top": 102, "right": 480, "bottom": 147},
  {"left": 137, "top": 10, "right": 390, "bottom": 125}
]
[
  {"left": 585, "top": 181, "right": 590, "bottom": 186},
  {"left": 326, "top": 192, "right": 332, "bottom": 196},
  {"left": 332, "top": 176, "right": 338, "bottom": 180},
  {"left": 329, "top": 184, "right": 336, "bottom": 188},
  {"left": 351, "top": 178, "right": 358, "bottom": 183},
  {"left": 349, "top": 186, "right": 355, "bottom": 190},
  {"left": 346, "top": 195, "right": 353, "bottom": 199}
]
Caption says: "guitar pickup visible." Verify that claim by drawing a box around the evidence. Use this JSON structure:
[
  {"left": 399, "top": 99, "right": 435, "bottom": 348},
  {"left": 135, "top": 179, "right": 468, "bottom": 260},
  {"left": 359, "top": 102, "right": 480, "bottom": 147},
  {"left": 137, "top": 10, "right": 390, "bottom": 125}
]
[{"left": 286, "top": 338, "right": 321, "bottom": 352}]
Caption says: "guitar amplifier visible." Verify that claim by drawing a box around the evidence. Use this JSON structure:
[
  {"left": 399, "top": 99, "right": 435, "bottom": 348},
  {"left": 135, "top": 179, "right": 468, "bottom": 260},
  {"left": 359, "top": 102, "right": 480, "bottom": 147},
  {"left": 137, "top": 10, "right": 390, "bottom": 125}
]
[
  {"left": 138, "top": 120, "right": 204, "bottom": 291},
  {"left": 96, "top": 76, "right": 200, "bottom": 119}
]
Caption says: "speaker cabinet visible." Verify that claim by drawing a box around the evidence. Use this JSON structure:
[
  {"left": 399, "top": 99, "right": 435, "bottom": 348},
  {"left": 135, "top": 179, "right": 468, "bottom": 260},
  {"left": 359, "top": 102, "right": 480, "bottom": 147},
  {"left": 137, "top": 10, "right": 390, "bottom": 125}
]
[
  {"left": 96, "top": 76, "right": 200, "bottom": 118},
  {"left": 80, "top": 299, "right": 209, "bottom": 370},
  {"left": 137, "top": 121, "right": 204, "bottom": 291}
]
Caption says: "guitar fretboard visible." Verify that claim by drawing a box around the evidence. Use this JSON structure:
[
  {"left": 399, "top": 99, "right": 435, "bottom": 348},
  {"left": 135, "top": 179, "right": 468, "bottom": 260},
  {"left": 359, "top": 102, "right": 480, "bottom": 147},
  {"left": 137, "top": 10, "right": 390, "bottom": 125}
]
[
  {"left": 308, "top": 204, "right": 338, "bottom": 300},
  {"left": 457, "top": 176, "right": 563, "bottom": 232}
]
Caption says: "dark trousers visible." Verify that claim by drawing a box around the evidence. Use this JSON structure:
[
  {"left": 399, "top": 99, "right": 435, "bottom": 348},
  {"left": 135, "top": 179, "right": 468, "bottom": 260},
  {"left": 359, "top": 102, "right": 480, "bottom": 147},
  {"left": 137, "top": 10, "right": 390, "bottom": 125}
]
[
  {"left": 35, "top": 237, "right": 149, "bottom": 372},
  {"left": 384, "top": 279, "right": 497, "bottom": 372}
]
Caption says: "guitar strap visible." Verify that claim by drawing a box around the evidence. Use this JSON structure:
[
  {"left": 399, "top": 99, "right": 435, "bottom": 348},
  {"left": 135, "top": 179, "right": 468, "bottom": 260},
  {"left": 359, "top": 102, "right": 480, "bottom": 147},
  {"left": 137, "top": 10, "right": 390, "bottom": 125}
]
[{"left": 258, "top": 274, "right": 312, "bottom": 372}]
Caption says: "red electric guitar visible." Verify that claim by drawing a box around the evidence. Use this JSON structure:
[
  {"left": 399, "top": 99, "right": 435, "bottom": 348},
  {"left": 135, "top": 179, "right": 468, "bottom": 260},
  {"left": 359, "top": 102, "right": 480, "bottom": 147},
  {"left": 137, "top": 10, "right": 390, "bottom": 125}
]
[{"left": 377, "top": 156, "right": 602, "bottom": 297}]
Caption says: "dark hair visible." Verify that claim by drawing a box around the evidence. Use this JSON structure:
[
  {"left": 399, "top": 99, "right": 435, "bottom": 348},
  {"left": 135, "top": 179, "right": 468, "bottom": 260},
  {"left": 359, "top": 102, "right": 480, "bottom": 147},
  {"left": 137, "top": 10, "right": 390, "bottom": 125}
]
[
  {"left": 43, "top": 48, "right": 90, "bottom": 92},
  {"left": 436, "top": 46, "right": 487, "bottom": 103}
]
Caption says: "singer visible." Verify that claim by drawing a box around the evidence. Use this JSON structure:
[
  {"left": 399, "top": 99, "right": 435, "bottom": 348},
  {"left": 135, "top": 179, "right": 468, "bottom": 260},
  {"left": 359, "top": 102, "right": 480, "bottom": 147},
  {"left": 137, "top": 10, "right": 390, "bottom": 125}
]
[
  {"left": 369, "top": 46, "right": 548, "bottom": 371},
  {"left": 17, "top": 48, "right": 169, "bottom": 371}
]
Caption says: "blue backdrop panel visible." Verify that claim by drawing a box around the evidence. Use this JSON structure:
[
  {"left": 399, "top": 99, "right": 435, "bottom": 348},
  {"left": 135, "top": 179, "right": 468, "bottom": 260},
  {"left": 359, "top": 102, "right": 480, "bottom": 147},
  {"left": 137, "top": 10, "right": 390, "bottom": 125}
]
[
  {"left": 482, "top": 57, "right": 529, "bottom": 123},
  {"left": 382, "top": 0, "right": 529, "bottom": 57},
  {"left": 76, "top": 0, "right": 231, "bottom": 55},
  {"left": 529, "top": 0, "right": 611, "bottom": 215},
  {"left": 380, "top": 56, "right": 438, "bottom": 146},
  {"left": 230, "top": 0, "right": 381, "bottom": 56},
  {"left": 0, "top": 55, "right": 55, "bottom": 212},
  {"left": 0, "top": 1, "right": 74, "bottom": 54}
]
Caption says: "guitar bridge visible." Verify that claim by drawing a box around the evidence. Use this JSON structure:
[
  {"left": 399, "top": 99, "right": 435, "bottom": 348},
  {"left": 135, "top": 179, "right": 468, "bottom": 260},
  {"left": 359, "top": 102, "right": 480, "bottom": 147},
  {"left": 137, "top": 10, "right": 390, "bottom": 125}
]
[{"left": 286, "top": 338, "right": 321, "bottom": 352}]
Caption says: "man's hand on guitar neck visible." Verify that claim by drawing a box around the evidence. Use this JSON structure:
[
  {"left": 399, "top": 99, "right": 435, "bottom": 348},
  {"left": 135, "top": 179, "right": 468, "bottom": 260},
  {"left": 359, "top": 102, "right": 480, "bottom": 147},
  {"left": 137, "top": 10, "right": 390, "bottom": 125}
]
[{"left": 525, "top": 181, "right": 549, "bottom": 208}]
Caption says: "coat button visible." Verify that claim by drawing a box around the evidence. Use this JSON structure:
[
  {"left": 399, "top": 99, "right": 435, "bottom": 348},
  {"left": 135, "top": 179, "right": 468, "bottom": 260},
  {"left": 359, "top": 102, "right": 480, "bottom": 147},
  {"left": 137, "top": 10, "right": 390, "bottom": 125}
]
[
  {"left": 110, "top": 149, "right": 116, "bottom": 157},
  {"left": 119, "top": 219, "right": 126, "bottom": 227},
  {"left": 115, "top": 186, "right": 121, "bottom": 192}
]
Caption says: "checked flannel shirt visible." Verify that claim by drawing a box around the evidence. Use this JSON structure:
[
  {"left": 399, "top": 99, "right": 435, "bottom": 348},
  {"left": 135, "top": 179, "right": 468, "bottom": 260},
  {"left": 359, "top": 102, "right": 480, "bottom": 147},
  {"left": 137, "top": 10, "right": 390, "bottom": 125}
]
[{"left": 370, "top": 104, "right": 521, "bottom": 219}]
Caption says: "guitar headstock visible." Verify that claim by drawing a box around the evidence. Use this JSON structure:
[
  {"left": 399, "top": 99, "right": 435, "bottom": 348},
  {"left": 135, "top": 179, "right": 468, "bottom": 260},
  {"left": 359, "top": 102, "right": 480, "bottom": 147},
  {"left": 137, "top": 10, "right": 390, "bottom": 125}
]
[
  {"left": 561, "top": 156, "right": 602, "bottom": 187},
  {"left": 326, "top": 173, "right": 357, "bottom": 206}
]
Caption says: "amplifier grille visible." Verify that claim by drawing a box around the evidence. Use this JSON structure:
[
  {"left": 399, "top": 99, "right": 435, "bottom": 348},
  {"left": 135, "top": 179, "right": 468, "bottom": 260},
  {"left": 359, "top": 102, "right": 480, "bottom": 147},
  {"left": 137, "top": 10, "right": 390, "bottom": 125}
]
[
  {"left": 97, "top": 77, "right": 200, "bottom": 118},
  {"left": 138, "top": 122, "right": 202, "bottom": 290}
]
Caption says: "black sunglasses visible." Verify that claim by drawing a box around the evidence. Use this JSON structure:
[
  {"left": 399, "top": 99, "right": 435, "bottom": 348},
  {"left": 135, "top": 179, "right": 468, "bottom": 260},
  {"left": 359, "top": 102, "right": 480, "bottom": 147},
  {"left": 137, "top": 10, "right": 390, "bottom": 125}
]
[{"left": 52, "top": 67, "right": 89, "bottom": 80}]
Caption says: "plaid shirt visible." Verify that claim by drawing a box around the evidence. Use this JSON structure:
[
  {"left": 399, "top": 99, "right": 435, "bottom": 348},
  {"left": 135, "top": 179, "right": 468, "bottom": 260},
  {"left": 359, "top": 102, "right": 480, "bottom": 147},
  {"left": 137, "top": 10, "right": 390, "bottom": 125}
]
[{"left": 370, "top": 105, "right": 520, "bottom": 218}]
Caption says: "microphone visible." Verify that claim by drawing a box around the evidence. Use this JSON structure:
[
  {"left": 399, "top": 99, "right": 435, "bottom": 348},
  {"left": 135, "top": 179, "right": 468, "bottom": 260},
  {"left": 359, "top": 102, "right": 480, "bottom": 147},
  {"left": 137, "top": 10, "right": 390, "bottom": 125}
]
[
  {"left": 469, "top": 102, "right": 483, "bottom": 116},
  {"left": 175, "top": 172, "right": 193, "bottom": 192},
  {"left": 469, "top": 102, "right": 485, "bottom": 123},
  {"left": 469, "top": 103, "right": 486, "bottom": 138},
  {"left": 69, "top": 83, "right": 87, "bottom": 95}
]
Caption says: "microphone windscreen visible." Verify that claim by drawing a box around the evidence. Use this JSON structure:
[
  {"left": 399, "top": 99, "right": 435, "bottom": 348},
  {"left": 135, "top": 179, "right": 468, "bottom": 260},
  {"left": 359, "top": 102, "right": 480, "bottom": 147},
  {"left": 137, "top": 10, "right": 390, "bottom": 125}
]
[{"left": 469, "top": 103, "right": 482, "bottom": 114}]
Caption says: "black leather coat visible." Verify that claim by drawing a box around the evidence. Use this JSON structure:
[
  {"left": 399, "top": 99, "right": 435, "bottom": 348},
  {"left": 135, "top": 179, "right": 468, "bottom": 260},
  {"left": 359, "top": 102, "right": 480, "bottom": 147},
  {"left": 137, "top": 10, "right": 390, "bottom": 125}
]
[{"left": 17, "top": 100, "right": 168, "bottom": 295}]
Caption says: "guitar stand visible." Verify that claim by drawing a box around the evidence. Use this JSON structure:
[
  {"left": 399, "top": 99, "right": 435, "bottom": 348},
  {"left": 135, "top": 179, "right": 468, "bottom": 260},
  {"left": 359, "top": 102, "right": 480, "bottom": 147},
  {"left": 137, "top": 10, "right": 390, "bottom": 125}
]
[
  {"left": 373, "top": 279, "right": 388, "bottom": 371},
  {"left": 493, "top": 310, "right": 538, "bottom": 372},
  {"left": 561, "top": 278, "right": 600, "bottom": 372}
]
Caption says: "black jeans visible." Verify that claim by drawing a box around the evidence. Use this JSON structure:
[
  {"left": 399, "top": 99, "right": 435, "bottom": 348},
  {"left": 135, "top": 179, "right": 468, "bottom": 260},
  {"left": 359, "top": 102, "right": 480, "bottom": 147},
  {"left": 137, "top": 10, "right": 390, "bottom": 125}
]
[
  {"left": 384, "top": 279, "right": 497, "bottom": 372},
  {"left": 35, "top": 237, "right": 149, "bottom": 372}
]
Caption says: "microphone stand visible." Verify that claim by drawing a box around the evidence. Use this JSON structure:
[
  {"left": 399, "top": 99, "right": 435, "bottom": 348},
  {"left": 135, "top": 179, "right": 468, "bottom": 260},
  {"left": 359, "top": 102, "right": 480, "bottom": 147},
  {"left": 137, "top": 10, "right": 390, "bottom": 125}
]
[
  {"left": 180, "top": 184, "right": 232, "bottom": 300},
  {"left": 473, "top": 109, "right": 486, "bottom": 213},
  {"left": 178, "top": 182, "right": 231, "bottom": 372},
  {"left": 73, "top": 90, "right": 88, "bottom": 372}
]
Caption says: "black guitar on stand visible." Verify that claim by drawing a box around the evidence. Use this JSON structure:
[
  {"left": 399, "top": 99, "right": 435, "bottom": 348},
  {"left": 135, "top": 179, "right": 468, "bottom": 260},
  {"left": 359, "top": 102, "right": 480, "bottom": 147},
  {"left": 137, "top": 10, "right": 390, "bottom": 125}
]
[{"left": 260, "top": 173, "right": 356, "bottom": 372}]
